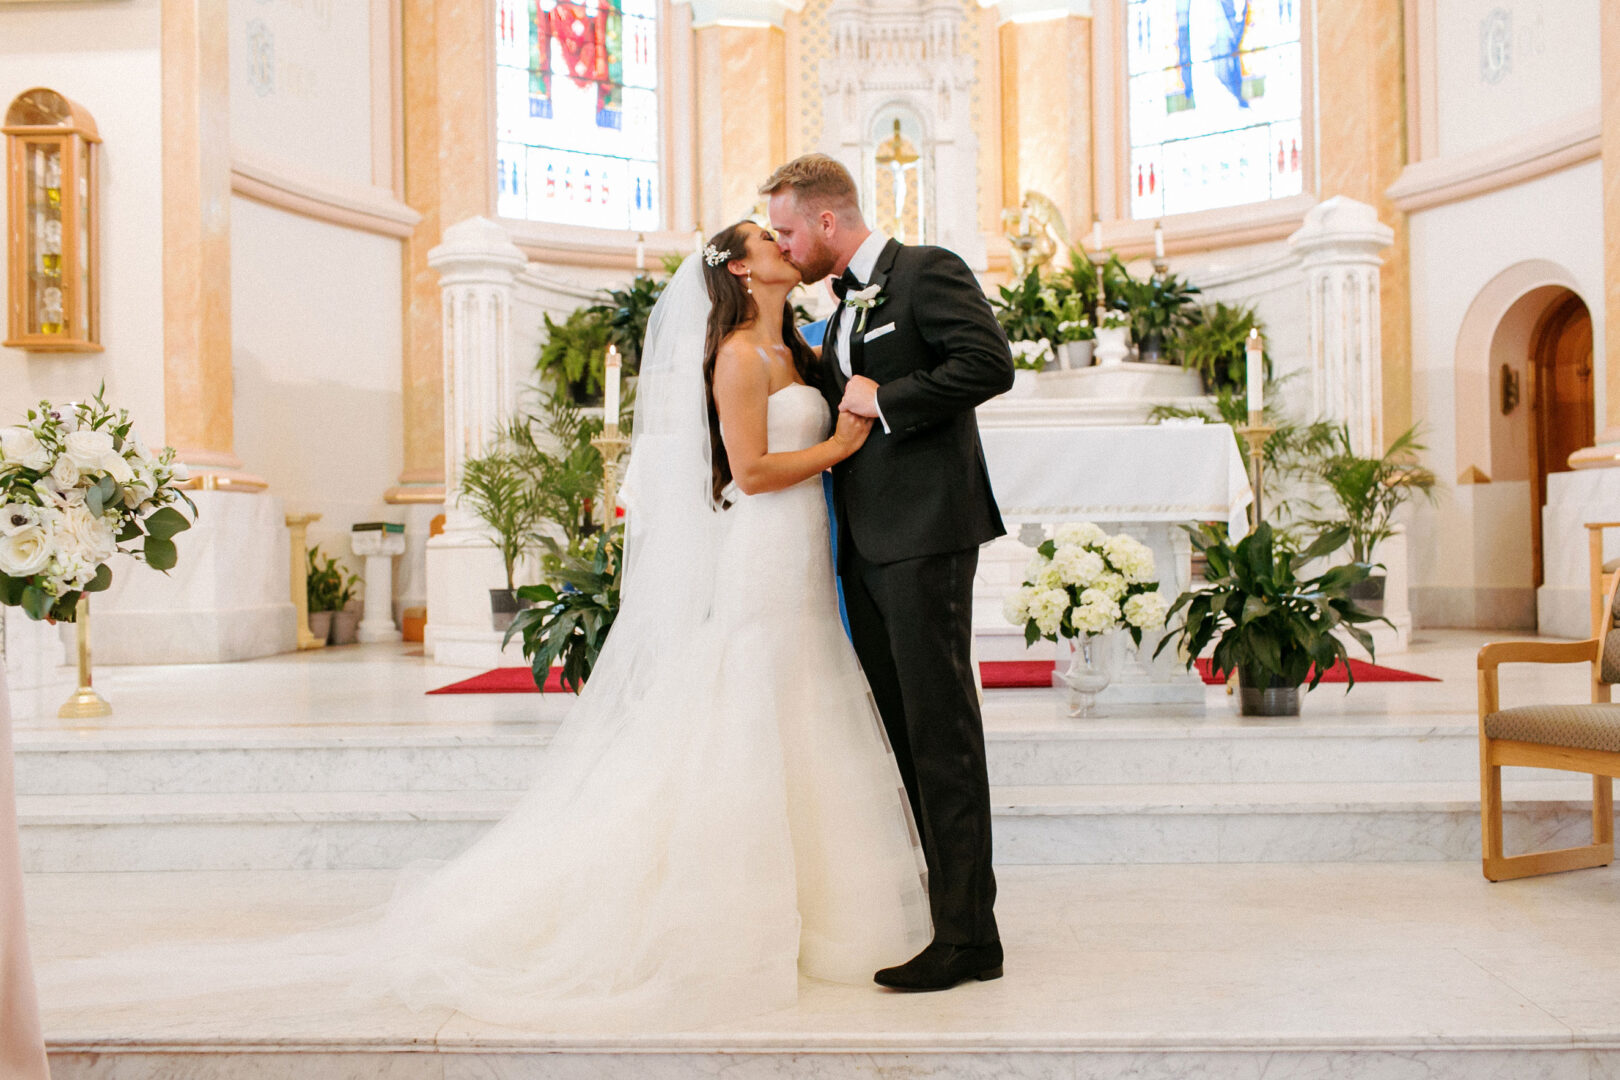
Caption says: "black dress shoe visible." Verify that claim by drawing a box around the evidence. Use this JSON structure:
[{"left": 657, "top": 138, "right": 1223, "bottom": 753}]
[{"left": 874, "top": 941, "right": 1004, "bottom": 991}]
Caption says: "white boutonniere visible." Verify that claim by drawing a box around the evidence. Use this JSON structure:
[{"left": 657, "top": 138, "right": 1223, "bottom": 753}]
[{"left": 844, "top": 283, "right": 886, "bottom": 332}]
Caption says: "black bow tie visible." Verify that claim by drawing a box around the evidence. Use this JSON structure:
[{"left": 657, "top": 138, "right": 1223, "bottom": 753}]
[{"left": 831, "top": 268, "right": 863, "bottom": 301}]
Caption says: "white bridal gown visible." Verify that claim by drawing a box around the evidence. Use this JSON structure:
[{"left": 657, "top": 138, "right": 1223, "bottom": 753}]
[
  {"left": 352, "top": 380, "right": 931, "bottom": 1028},
  {"left": 42, "top": 379, "right": 931, "bottom": 1032}
]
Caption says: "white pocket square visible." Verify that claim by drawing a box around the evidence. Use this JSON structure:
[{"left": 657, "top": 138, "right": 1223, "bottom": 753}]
[{"left": 863, "top": 322, "right": 896, "bottom": 342}]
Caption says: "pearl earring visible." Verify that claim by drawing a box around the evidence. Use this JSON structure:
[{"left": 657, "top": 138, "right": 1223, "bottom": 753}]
[{"left": 746, "top": 267, "right": 753, "bottom": 295}]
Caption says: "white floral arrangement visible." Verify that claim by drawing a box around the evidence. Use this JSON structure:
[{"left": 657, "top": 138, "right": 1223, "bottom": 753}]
[
  {"left": 0, "top": 389, "right": 194, "bottom": 622},
  {"left": 1004, "top": 522, "right": 1170, "bottom": 647},
  {"left": 1009, "top": 338, "right": 1054, "bottom": 372}
]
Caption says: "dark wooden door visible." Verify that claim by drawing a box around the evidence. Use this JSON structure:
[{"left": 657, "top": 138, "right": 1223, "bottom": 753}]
[{"left": 1529, "top": 293, "right": 1595, "bottom": 587}]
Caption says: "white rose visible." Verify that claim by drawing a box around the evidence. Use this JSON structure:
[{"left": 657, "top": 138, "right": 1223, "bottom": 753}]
[
  {"left": 1027, "top": 587, "right": 1070, "bottom": 637},
  {"left": 1, "top": 504, "right": 42, "bottom": 536},
  {"left": 1053, "top": 546, "right": 1104, "bottom": 588},
  {"left": 1054, "top": 522, "right": 1106, "bottom": 549},
  {"left": 50, "top": 454, "right": 80, "bottom": 490},
  {"left": 0, "top": 525, "right": 52, "bottom": 578},
  {"left": 1003, "top": 586, "right": 1032, "bottom": 627},
  {"left": 170, "top": 461, "right": 190, "bottom": 483},
  {"left": 63, "top": 429, "right": 117, "bottom": 473},
  {"left": 57, "top": 502, "right": 116, "bottom": 565},
  {"left": 100, "top": 450, "right": 134, "bottom": 484},
  {"left": 1124, "top": 591, "right": 1170, "bottom": 630},
  {"left": 0, "top": 427, "right": 51, "bottom": 473}
]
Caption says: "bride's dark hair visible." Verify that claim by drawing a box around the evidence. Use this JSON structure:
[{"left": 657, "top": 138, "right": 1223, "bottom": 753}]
[{"left": 700, "top": 220, "right": 820, "bottom": 507}]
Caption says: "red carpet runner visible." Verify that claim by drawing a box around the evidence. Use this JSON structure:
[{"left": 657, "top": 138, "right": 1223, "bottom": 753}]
[{"left": 429, "top": 657, "right": 1437, "bottom": 695}]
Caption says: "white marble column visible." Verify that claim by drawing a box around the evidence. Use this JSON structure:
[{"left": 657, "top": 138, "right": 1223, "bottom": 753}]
[
  {"left": 423, "top": 217, "right": 531, "bottom": 666},
  {"left": 1287, "top": 197, "right": 1395, "bottom": 457}
]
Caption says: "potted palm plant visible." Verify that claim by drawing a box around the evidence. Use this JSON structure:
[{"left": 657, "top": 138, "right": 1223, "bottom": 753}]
[
  {"left": 1295, "top": 425, "right": 1439, "bottom": 616},
  {"left": 458, "top": 438, "right": 549, "bottom": 631},
  {"left": 1156, "top": 523, "right": 1387, "bottom": 716}
]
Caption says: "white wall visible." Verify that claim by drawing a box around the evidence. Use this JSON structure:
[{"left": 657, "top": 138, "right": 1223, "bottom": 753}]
[
  {"left": 228, "top": 0, "right": 377, "bottom": 186},
  {"left": 1434, "top": 0, "right": 1600, "bottom": 159},
  {"left": 1405, "top": 161, "right": 1605, "bottom": 628},
  {"left": 230, "top": 196, "right": 403, "bottom": 569},
  {"left": 0, "top": 0, "right": 164, "bottom": 443}
]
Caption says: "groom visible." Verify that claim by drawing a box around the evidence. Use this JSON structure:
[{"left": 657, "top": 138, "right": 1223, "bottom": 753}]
[{"left": 762, "top": 155, "right": 1014, "bottom": 991}]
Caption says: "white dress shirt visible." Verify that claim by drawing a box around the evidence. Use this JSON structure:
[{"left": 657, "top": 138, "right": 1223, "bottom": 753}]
[{"left": 833, "top": 230, "right": 892, "bottom": 433}]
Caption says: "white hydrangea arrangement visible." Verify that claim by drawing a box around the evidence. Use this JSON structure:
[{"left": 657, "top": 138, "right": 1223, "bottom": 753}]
[
  {"left": 1003, "top": 521, "right": 1170, "bottom": 647},
  {"left": 1009, "top": 338, "right": 1054, "bottom": 372},
  {"left": 0, "top": 389, "right": 194, "bottom": 622}
]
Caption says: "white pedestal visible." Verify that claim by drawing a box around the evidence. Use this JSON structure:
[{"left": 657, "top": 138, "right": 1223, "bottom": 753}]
[
  {"left": 351, "top": 530, "right": 406, "bottom": 643},
  {"left": 88, "top": 490, "right": 298, "bottom": 664},
  {"left": 1539, "top": 468, "right": 1620, "bottom": 639},
  {"left": 424, "top": 521, "right": 527, "bottom": 667},
  {"left": 2, "top": 607, "right": 72, "bottom": 719}
]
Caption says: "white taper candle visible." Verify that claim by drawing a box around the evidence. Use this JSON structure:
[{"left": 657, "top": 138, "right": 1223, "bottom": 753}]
[
  {"left": 604, "top": 345, "right": 622, "bottom": 434},
  {"left": 1246, "top": 328, "right": 1263, "bottom": 415}
]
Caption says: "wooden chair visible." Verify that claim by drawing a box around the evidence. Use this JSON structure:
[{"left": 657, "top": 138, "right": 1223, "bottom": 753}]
[
  {"left": 1476, "top": 573, "right": 1620, "bottom": 881},
  {"left": 1587, "top": 521, "right": 1620, "bottom": 639}
]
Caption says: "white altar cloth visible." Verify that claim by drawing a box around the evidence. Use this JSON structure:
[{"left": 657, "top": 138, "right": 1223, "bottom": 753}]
[{"left": 978, "top": 423, "right": 1253, "bottom": 538}]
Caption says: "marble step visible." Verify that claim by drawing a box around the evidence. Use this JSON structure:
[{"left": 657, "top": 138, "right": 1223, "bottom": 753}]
[
  {"left": 18, "top": 778, "right": 1612, "bottom": 872},
  {"left": 12, "top": 710, "right": 1484, "bottom": 796}
]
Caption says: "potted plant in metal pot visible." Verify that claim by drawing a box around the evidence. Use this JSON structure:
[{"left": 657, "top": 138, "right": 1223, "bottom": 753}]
[
  {"left": 1295, "top": 425, "right": 1438, "bottom": 616},
  {"left": 305, "top": 547, "right": 344, "bottom": 644},
  {"left": 1110, "top": 270, "right": 1199, "bottom": 364},
  {"left": 1156, "top": 523, "right": 1388, "bottom": 717},
  {"left": 458, "top": 437, "right": 548, "bottom": 632},
  {"left": 330, "top": 567, "right": 363, "bottom": 645}
]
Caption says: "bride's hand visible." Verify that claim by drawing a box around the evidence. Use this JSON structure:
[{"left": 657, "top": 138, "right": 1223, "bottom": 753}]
[{"left": 831, "top": 410, "right": 874, "bottom": 456}]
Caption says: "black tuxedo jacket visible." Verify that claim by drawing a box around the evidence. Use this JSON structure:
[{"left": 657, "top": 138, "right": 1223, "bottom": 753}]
[{"left": 819, "top": 239, "right": 1015, "bottom": 565}]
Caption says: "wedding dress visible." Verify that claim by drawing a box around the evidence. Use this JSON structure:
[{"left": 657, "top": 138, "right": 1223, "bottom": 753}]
[{"left": 38, "top": 257, "right": 930, "bottom": 1031}]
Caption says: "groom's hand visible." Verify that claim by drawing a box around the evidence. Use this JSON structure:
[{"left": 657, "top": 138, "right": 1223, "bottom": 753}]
[{"left": 839, "top": 375, "right": 881, "bottom": 419}]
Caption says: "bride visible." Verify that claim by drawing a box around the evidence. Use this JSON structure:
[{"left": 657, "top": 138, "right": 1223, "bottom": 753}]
[{"left": 43, "top": 226, "right": 931, "bottom": 1031}]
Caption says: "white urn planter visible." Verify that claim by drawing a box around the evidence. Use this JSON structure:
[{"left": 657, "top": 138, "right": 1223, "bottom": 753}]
[{"left": 1093, "top": 326, "right": 1131, "bottom": 367}]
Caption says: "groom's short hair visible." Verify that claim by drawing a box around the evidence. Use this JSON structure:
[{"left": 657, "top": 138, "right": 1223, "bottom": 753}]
[{"left": 760, "top": 155, "right": 861, "bottom": 221}]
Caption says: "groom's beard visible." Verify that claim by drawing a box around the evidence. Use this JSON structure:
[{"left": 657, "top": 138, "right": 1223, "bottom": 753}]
[{"left": 786, "top": 238, "right": 837, "bottom": 284}]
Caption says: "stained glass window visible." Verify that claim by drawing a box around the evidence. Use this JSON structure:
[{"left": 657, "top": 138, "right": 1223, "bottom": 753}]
[
  {"left": 1125, "top": 0, "right": 1303, "bottom": 219},
  {"left": 495, "top": 0, "right": 660, "bottom": 230}
]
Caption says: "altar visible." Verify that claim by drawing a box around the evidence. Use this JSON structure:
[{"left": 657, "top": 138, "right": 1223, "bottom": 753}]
[{"left": 972, "top": 414, "right": 1254, "bottom": 705}]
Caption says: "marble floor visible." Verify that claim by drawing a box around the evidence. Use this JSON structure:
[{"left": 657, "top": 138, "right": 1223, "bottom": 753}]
[
  {"left": 18, "top": 629, "right": 1620, "bottom": 1077},
  {"left": 27, "top": 862, "right": 1620, "bottom": 1078}
]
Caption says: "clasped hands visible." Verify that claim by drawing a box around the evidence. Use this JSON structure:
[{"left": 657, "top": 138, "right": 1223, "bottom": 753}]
[{"left": 839, "top": 375, "right": 880, "bottom": 420}]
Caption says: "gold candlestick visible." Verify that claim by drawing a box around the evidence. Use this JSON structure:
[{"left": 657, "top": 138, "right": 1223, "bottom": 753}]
[
  {"left": 591, "top": 429, "right": 631, "bottom": 530},
  {"left": 1087, "top": 249, "right": 1109, "bottom": 326},
  {"left": 1237, "top": 410, "right": 1276, "bottom": 527},
  {"left": 59, "top": 594, "right": 111, "bottom": 720}
]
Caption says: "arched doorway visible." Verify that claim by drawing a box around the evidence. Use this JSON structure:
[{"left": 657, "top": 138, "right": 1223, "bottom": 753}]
[{"left": 1528, "top": 292, "right": 1595, "bottom": 587}]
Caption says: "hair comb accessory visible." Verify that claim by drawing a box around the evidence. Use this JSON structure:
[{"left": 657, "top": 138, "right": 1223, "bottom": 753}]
[{"left": 702, "top": 243, "right": 732, "bottom": 267}]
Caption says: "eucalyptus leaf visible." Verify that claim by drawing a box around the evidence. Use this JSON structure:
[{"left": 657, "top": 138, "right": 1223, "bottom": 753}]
[{"left": 144, "top": 536, "right": 178, "bottom": 572}]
